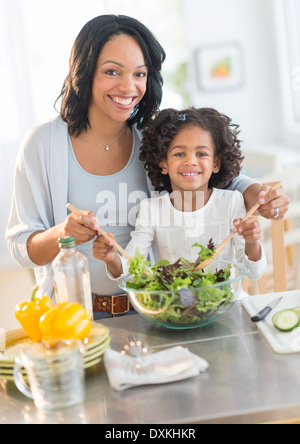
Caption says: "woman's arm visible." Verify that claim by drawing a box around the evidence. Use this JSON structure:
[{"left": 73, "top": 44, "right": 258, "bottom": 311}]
[
  {"left": 227, "top": 175, "right": 289, "bottom": 220},
  {"left": 242, "top": 183, "right": 263, "bottom": 211},
  {"left": 27, "top": 212, "right": 99, "bottom": 266},
  {"left": 27, "top": 227, "right": 63, "bottom": 267}
]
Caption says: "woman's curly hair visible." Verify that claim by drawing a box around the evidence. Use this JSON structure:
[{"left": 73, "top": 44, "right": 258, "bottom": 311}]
[{"left": 140, "top": 107, "right": 244, "bottom": 193}]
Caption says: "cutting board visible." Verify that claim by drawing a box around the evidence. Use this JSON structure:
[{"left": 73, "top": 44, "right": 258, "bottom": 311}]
[{"left": 242, "top": 290, "right": 300, "bottom": 354}]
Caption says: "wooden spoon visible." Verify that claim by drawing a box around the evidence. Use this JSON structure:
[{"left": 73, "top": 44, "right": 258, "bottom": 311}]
[
  {"left": 67, "top": 203, "right": 153, "bottom": 277},
  {"left": 67, "top": 203, "right": 131, "bottom": 261},
  {"left": 193, "top": 182, "right": 283, "bottom": 271}
]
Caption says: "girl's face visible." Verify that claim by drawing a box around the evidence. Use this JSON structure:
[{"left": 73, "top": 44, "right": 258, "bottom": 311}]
[
  {"left": 89, "top": 34, "right": 148, "bottom": 124},
  {"left": 160, "top": 125, "right": 220, "bottom": 196}
]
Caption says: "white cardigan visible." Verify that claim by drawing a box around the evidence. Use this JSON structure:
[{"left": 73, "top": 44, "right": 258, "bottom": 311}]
[{"left": 6, "top": 117, "right": 71, "bottom": 298}]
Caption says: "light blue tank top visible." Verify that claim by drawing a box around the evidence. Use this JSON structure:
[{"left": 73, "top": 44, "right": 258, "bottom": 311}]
[{"left": 68, "top": 125, "right": 149, "bottom": 295}]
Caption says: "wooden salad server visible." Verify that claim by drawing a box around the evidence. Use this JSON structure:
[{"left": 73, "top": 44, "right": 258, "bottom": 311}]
[
  {"left": 67, "top": 203, "right": 153, "bottom": 277},
  {"left": 67, "top": 203, "right": 131, "bottom": 261},
  {"left": 193, "top": 182, "right": 283, "bottom": 271},
  {"left": 67, "top": 205, "right": 163, "bottom": 312}
]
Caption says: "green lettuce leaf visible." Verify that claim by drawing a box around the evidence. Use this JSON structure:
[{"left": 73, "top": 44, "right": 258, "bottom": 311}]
[{"left": 125, "top": 242, "right": 235, "bottom": 325}]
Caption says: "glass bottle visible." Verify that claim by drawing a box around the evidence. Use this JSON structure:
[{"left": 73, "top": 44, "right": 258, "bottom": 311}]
[{"left": 52, "top": 237, "right": 93, "bottom": 319}]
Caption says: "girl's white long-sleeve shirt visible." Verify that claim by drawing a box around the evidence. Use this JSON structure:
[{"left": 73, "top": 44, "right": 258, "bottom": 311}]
[{"left": 120, "top": 189, "right": 266, "bottom": 280}]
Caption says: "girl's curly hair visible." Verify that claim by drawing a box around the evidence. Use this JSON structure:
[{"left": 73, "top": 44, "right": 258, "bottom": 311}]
[{"left": 140, "top": 107, "right": 244, "bottom": 193}]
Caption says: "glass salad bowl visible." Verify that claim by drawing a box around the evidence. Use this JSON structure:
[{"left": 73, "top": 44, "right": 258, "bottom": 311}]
[{"left": 119, "top": 261, "right": 248, "bottom": 330}]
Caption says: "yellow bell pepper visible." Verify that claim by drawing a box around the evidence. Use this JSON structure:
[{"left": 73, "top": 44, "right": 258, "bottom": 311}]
[
  {"left": 39, "top": 302, "right": 92, "bottom": 341},
  {"left": 15, "top": 285, "right": 54, "bottom": 342}
]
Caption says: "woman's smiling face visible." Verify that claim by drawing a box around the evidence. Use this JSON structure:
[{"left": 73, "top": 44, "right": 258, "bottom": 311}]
[
  {"left": 160, "top": 125, "right": 221, "bottom": 195},
  {"left": 89, "top": 34, "right": 148, "bottom": 123}
]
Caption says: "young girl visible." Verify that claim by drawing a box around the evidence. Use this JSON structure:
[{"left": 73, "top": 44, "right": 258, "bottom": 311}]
[{"left": 93, "top": 107, "right": 266, "bottom": 281}]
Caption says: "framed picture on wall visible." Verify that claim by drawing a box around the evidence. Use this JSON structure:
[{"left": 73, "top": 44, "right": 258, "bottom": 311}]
[{"left": 195, "top": 43, "right": 244, "bottom": 92}]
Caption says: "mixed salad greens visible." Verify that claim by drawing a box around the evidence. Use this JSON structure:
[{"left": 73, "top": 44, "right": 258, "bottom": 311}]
[{"left": 124, "top": 241, "right": 236, "bottom": 325}]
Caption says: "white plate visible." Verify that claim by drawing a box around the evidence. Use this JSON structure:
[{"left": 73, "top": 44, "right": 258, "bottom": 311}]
[
  {"left": 242, "top": 290, "right": 300, "bottom": 354},
  {"left": 0, "top": 323, "right": 110, "bottom": 376}
]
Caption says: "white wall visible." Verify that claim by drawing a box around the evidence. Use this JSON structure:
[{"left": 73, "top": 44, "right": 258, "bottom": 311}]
[
  {"left": 0, "top": 0, "right": 187, "bottom": 270},
  {"left": 184, "top": 0, "right": 284, "bottom": 148},
  {"left": 1, "top": 0, "right": 299, "bottom": 271}
]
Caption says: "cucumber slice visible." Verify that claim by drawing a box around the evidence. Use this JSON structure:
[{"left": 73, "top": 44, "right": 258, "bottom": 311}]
[
  {"left": 273, "top": 309, "right": 299, "bottom": 332},
  {"left": 293, "top": 306, "right": 300, "bottom": 317},
  {"left": 272, "top": 311, "right": 281, "bottom": 325}
]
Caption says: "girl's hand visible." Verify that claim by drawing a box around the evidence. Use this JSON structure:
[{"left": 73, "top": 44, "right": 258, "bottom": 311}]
[
  {"left": 257, "top": 185, "right": 289, "bottom": 220},
  {"left": 233, "top": 217, "right": 262, "bottom": 244},
  {"left": 62, "top": 211, "right": 99, "bottom": 245},
  {"left": 234, "top": 217, "right": 262, "bottom": 262},
  {"left": 93, "top": 232, "right": 117, "bottom": 263}
]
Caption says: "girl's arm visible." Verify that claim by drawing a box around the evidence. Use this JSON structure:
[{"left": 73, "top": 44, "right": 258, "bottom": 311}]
[
  {"left": 234, "top": 217, "right": 262, "bottom": 262},
  {"left": 92, "top": 233, "right": 123, "bottom": 278},
  {"left": 231, "top": 191, "right": 267, "bottom": 281},
  {"left": 93, "top": 199, "right": 155, "bottom": 278}
]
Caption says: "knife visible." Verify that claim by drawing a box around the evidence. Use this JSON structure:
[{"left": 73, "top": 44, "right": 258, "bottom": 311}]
[{"left": 251, "top": 296, "right": 283, "bottom": 322}]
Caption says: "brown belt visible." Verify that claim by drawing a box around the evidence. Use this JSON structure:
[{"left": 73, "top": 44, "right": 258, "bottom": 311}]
[{"left": 93, "top": 294, "right": 132, "bottom": 315}]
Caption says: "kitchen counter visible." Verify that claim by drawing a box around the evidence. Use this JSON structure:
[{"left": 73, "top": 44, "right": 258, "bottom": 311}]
[{"left": 1, "top": 301, "right": 300, "bottom": 424}]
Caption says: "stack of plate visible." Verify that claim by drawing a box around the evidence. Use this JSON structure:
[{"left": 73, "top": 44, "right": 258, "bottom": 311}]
[{"left": 0, "top": 323, "right": 110, "bottom": 382}]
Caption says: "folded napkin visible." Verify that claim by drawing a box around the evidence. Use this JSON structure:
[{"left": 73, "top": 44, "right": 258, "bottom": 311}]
[{"left": 104, "top": 346, "right": 209, "bottom": 392}]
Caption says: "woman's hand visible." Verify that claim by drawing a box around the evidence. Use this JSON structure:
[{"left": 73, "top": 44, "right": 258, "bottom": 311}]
[
  {"left": 257, "top": 185, "right": 290, "bottom": 220},
  {"left": 62, "top": 211, "right": 99, "bottom": 245},
  {"left": 27, "top": 210, "right": 99, "bottom": 266},
  {"left": 243, "top": 183, "right": 289, "bottom": 220}
]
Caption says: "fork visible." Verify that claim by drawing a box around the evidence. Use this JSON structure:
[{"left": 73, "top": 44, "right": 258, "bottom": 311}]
[{"left": 121, "top": 335, "right": 149, "bottom": 369}]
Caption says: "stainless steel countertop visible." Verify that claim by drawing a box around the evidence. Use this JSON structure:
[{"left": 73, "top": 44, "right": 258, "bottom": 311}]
[{"left": 2, "top": 302, "right": 300, "bottom": 424}]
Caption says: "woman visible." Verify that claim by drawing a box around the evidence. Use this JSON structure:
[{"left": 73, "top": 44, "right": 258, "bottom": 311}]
[{"left": 6, "top": 15, "right": 289, "bottom": 319}]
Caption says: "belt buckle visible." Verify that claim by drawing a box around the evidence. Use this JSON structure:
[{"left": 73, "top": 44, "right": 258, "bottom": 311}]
[{"left": 112, "top": 294, "right": 130, "bottom": 315}]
